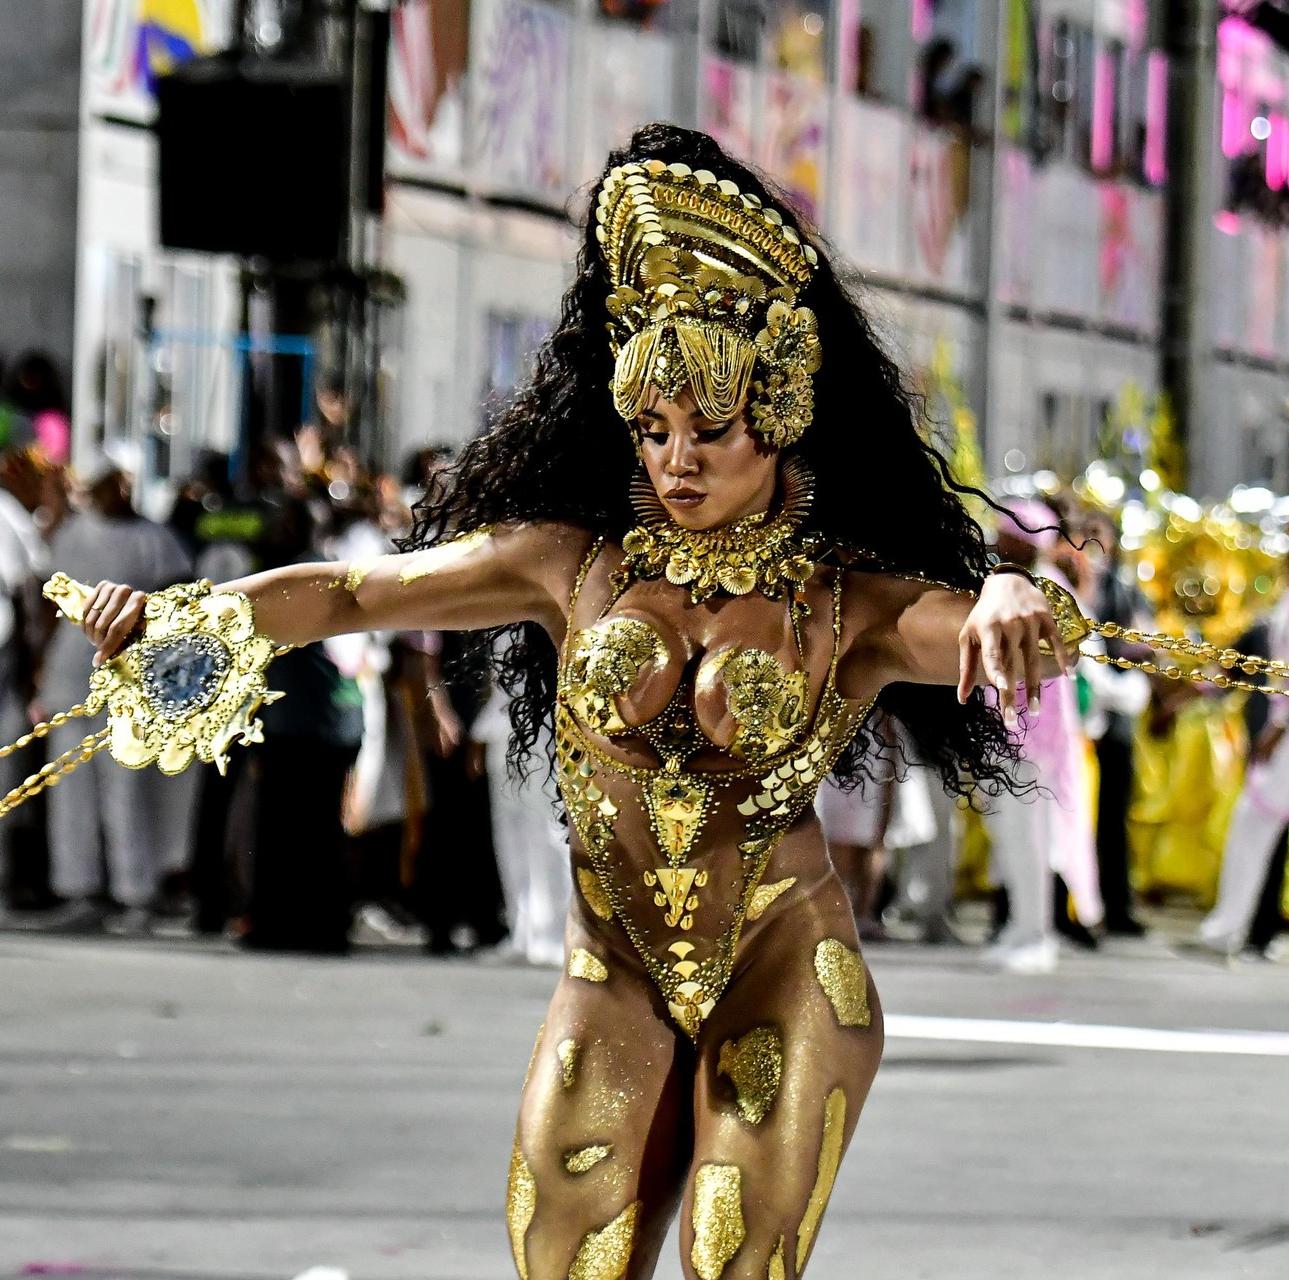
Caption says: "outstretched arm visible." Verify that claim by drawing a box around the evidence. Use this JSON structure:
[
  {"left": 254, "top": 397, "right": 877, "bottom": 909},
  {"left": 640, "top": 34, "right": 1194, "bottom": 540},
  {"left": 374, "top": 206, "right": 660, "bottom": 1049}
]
[
  {"left": 77, "top": 522, "right": 592, "bottom": 664},
  {"left": 841, "top": 571, "right": 1072, "bottom": 726}
]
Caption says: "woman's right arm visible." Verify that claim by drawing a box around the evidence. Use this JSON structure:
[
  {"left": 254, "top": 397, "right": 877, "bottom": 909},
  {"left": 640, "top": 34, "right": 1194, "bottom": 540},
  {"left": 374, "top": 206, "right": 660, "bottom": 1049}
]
[{"left": 78, "top": 522, "right": 593, "bottom": 665}]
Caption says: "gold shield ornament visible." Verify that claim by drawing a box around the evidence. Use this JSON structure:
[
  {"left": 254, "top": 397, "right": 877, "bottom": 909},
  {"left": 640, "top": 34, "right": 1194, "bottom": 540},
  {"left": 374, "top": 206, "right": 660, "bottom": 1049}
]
[{"left": 0, "top": 576, "right": 285, "bottom": 819}]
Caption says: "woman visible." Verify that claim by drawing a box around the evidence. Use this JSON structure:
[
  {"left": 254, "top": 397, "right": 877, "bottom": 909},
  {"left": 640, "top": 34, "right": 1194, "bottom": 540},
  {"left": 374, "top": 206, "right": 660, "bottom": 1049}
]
[{"left": 77, "top": 125, "right": 1069, "bottom": 1279}]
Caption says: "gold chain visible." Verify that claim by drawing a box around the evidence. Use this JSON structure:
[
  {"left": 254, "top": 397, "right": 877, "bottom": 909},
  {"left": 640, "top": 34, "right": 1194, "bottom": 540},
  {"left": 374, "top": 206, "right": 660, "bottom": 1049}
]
[
  {"left": 1089, "top": 622, "right": 1289, "bottom": 697},
  {"left": 0, "top": 703, "right": 90, "bottom": 759},
  {"left": 0, "top": 726, "right": 111, "bottom": 819}
]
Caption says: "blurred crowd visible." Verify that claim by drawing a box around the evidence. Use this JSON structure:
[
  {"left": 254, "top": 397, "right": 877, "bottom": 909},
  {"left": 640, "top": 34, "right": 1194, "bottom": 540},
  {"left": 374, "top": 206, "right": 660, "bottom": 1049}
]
[
  {"left": 0, "top": 364, "right": 571, "bottom": 962},
  {"left": 825, "top": 489, "right": 1289, "bottom": 972},
  {"left": 0, "top": 359, "right": 1285, "bottom": 970}
]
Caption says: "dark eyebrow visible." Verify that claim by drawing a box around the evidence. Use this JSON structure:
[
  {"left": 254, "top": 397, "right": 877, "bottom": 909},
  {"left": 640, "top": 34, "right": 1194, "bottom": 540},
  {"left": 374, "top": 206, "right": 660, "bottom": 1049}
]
[{"left": 638, "top": 408, "right": 667, "bottom": 422}]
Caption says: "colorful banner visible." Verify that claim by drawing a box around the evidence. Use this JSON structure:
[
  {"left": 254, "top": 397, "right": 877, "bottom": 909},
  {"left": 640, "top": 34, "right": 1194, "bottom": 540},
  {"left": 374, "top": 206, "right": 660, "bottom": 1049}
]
[
  {"left": 908, "top": 123, "right": 973, "bottom": 290},
  {"left": 1098, "top": 183, "right": 1163, "bottom": 334},
  {"left": 700, "top": 55, "right": 755, "bottom": 166},
  {"left": 387, "top": 0, "right": 470, "bottom": 182},
  {"left": 578, "top": 22, "right": 672, "bottom": 189},
  {"left": 1245, "top": 222, "right": 1284, "bottom": 357},
  {"left": 758, "top": 70, "right": 829, "bottom": 224},
  {"left": 86, "top": 0, "right": 231, "bottom": 124},
  {"left": 832, "top": 97, "right": 905, "bottom": 277},
  {"left": 470, "top": 0, "right": 574, "bottom": 203},
  {"left": 995, "top": 146, "right": 1036, "bottom": 305}
]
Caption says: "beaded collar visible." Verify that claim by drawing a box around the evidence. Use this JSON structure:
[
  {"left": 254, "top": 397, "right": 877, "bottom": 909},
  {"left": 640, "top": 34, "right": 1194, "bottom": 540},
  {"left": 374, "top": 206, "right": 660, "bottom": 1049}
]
[{"left": 618, "top": 457, "right": 819, "bottom": 604}]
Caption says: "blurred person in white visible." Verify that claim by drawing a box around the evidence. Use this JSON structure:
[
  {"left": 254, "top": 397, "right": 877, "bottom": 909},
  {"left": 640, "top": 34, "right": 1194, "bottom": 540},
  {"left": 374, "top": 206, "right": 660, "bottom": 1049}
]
[
  {"left": 470, "top": 673, "right": 571, "bottom": 967},
  {"left": 984, "top": 501, "right": 1103, "bottom": 973},
  {"left": 331, "top": 496, "right": 432, "bottom": 945},
  {"left": 817, "top": 718, "right": 942, "bottom": 942},
  {"left": 36, "top": 449, "right": 191, "bottom": 933},
  {"left": 1198, "top": 581, "right": 1289, "bottom": 958},
  {"left": 0, "top": 422, "right": 44, "bottom": 905},
  {"left": 1071, "top": 509, "right": 1152, "bottom": 936}
]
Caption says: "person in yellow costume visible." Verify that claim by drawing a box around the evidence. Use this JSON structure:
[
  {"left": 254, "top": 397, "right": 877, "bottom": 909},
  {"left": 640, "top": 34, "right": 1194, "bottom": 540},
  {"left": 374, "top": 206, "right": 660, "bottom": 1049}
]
[
  {"left": 59, "top": 125, "right": 1074, "bottom": 1278},
  {"left": 1128, "top": 675, "right": 1243, "bottom": 908}
]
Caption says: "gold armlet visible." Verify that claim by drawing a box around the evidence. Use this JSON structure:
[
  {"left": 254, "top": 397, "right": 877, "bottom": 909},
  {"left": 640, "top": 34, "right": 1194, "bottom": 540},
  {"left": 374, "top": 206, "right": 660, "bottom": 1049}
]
[
  {"left": 0, "top": 577, "right": 286, "bottom": 820},
  {"left": 1033, "top": 574, "right": 1289, "bottom": 698}
]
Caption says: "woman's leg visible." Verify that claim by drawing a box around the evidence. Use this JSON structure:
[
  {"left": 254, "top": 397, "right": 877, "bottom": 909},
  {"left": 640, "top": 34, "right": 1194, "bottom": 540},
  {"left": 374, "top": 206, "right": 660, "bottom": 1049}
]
[
  {"left": 677, "top": 901, "right": 885, "bottom": 1278},
  {"left": 509, "top": 938, "right": 692, "bottom": 1279}
]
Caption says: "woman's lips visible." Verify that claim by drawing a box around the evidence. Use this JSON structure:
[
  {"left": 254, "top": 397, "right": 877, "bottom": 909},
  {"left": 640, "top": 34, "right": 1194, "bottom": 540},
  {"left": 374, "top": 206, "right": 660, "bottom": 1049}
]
[{"left": 665, "top": 489, "right": 706, "bottom": 507}]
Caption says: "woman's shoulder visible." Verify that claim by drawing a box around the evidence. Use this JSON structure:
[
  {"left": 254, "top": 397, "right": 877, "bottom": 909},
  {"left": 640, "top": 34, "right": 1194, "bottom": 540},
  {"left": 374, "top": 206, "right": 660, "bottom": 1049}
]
[{"left": 482, "top": 520, "right": 605, "bottom": 595}]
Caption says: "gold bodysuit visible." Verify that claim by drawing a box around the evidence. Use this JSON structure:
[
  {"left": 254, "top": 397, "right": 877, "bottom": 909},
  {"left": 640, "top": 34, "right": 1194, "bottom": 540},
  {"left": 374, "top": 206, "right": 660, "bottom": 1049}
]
[
  {"left": 555, "top": 539, "right": 873, "bottom": 1039},
  {"left": 507, "top": 535, "right": 887, "bottom": 1280}
]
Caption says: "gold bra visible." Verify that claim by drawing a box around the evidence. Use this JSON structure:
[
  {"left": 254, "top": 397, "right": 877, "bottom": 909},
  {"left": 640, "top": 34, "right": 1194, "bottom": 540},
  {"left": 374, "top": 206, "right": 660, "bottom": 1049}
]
[
  {"left": 563, "top": 614, "right": 811, "bottom": 765},
  {"left": 554, "top": 539, "right": 872, "bottom": 1038}
]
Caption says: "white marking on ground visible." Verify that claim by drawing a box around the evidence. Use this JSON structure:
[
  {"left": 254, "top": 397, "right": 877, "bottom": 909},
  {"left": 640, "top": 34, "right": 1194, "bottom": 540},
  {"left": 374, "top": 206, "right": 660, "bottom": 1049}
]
[{"left": 885, "top": 1014, "right": 1289, "bottom": 1056}]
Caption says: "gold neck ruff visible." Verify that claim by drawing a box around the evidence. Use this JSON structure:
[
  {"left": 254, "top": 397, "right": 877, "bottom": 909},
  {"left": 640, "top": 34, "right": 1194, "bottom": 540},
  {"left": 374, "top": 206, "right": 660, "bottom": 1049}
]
[{"left": 620, "top": 457, "right": 819, "bottom": 604}]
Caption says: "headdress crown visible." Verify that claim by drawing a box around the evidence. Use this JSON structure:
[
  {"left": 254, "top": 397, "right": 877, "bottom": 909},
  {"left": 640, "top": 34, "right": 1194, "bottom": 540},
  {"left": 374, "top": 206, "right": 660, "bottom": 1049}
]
[{"left": 595, "top": 160, "right": 821, "bottom": 447}]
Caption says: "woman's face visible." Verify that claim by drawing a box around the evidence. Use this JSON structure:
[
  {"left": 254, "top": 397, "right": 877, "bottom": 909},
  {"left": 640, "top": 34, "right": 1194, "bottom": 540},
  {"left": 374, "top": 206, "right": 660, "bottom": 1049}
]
[{"left": 635, "top": 385, "right": 778, "bottom": 531}]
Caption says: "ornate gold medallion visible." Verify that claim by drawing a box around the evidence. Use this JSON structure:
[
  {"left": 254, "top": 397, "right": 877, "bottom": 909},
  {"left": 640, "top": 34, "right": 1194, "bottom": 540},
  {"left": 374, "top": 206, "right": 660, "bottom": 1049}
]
[
  {"left": 566, "top": 617, "right": 668, "bottom": 735},
  {"left": 42, "top": 575, "right": 282, "bottom": 778},
  {"left": 643, "top": 766, "right": 711, "bottom": 865},
  {"left": 703, "top": 646, "right": 809, "bottom": 762}
]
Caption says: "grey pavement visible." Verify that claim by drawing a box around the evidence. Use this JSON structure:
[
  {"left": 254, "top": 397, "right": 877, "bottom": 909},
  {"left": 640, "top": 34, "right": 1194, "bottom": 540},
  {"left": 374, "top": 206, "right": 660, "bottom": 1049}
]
[{"left": 1, "top": 932, "right": 1287, "bottom": 1280}]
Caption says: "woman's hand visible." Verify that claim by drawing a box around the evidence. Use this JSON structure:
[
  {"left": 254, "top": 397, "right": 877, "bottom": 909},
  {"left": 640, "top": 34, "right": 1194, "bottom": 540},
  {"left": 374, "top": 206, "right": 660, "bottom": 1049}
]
[
  {"left": 79, "top": 580, "right": 148, "bottom": 668},
  {"left": 956, "top": 573, "right": 1071, "bottom": 725}
]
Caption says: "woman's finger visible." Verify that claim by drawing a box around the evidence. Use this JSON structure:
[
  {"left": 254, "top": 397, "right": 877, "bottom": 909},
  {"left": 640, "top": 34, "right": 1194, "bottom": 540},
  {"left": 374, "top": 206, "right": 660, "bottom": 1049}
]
[
  {"left": 1003, "top": 618, "right": 1029, "bottom": 724},
  {"left": 95, "top": 590, "right": 146, "bottom": 666},
  {"left": 1040, "top": 613, "right": 1072, "bottom": 675},
  {"left": 93, "top": 584, "right": 133, "bottom": 646},
  {"left": 956, "top": 626, "right": 979, "bottom": 704},
  {"left": 1015, "top": 616, "right": 1043, "bottom": 716},
  {"left": 81, "top": 580, "right": 115, "bottom": 638},
  {"left": 980, "top": 633, "right": 1017, "bottom": 727}
]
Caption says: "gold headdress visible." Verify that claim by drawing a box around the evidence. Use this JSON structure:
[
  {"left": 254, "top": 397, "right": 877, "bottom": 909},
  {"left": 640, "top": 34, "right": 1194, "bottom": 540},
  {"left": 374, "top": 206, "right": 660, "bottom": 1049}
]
[{"left": 596, "top": 160, "right": 821, "bottom": 448}]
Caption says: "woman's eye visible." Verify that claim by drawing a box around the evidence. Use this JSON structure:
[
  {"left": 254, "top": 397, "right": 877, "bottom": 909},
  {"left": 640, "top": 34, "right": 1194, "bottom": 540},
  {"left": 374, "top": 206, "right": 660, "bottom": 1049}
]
[
  {"left": 697, "top": 423, "right": 733, "bottom": 442},
  {"left": 641, "top": 430, "right": 668, "bottom": 446}
]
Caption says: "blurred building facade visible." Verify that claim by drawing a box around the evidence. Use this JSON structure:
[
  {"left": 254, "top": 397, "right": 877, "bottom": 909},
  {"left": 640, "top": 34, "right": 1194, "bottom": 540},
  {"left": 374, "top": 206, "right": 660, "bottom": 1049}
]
[
  {"left": 0, "top": 0, "right": 82, "bottom": 372},
  {"left": 42, "top": 0, "right": 1289, "bottom": 495}
]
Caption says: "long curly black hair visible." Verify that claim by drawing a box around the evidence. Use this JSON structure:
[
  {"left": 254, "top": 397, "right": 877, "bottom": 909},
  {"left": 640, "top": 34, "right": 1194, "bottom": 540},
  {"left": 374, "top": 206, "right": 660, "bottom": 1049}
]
[{"left": 407, "top": 122, "right": 1019, "bottom": 797}]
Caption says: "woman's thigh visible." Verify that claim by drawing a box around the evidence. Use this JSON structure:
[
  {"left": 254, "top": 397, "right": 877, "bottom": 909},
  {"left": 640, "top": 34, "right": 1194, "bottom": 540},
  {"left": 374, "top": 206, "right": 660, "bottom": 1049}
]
[
  {"left": 677, "top": 913, "right": 885, "bottom": 1279},
  {"left": 509, "top": 956, "right": 692, "bottom": 1280}
]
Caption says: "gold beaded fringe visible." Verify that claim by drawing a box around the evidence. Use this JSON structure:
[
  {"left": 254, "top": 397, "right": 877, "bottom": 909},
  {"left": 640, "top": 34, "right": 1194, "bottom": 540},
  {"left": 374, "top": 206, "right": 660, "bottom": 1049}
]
[{"left": 0, "top": 704, "right": 109, "bottom": 819}]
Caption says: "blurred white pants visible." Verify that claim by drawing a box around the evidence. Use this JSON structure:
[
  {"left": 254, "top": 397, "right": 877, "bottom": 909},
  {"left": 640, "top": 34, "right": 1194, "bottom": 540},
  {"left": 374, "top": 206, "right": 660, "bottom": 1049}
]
[
  {"left": 986, "top": 762, "right": 1054, "bottom": 950},
  {"left": 1201, "top": 736, "right": 1289, "bottom": 951},
  {"left": 488, "top": 763, "right": 571, "bottom": 967},
  {"left": 46, "top": 721, "right": 195, "bottom": 907}
]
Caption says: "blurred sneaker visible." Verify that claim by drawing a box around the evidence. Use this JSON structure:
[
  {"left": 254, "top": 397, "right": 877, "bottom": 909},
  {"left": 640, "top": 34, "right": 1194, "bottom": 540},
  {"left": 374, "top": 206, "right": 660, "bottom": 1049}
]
[
  {"left": 352, "top": 903, "right": 426, "bottom": 947},
  {"left": 105, "top": 906, "right": 154, "bottom": 938},
  {"left": 1176, "top": 933, "right": 1239, "bottom": 962},
  {"left": 986, "top": 937, "right": 1059, "bottom": 974},
  {"left": 37, "top": 898, "right": 107, "bottom": 934}
]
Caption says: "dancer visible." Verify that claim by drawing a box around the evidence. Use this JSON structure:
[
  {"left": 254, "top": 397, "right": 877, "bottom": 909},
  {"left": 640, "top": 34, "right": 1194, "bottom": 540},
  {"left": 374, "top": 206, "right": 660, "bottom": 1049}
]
[{"left": 71, "top": 126, "right": 1072, "bottom": 1279}]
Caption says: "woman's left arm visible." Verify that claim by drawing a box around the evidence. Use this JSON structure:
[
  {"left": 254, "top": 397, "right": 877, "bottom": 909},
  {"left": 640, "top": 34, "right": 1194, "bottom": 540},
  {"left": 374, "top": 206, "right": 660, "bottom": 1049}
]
[{"left": 854, "top": 573, "right": 1073, "bottom": 726}]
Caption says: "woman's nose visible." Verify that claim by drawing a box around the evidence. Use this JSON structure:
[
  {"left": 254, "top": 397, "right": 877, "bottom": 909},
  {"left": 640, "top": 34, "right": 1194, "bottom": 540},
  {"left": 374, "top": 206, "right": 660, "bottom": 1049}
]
[{"left": 664, "top": 436, "right": 698, "bottom": 475}]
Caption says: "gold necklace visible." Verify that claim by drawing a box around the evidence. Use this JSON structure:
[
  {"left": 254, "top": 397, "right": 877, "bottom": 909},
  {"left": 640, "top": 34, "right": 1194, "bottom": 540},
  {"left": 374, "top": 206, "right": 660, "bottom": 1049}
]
[{"left": 620, "top": 456, "right": 819, "bottom": 603}]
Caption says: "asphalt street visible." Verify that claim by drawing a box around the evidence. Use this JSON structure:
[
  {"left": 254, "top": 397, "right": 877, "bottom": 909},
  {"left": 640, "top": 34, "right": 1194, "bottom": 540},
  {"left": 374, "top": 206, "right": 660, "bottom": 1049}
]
[{"left": 1, "top": 932, "right": 1286, "bottom": 1280}]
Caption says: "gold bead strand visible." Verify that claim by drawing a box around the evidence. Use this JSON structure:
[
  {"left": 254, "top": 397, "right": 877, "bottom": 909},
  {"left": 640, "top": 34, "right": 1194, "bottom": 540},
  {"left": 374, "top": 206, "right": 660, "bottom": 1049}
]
[
  {"left": 0, "top": 728, "right": 110, "bottom": 819},
  {"left": 0, "top": 703, "right": 91, "bottom": 760},
  {"left": 1085, "top": 640, "right": 1289, "bottom": 698}
]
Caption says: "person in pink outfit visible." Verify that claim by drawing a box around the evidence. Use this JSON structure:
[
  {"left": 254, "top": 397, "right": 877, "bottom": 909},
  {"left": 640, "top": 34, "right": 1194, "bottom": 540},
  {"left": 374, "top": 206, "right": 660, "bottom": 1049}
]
[{"left": 984, "top": 500, "right": 1103, "bottom": 973}]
